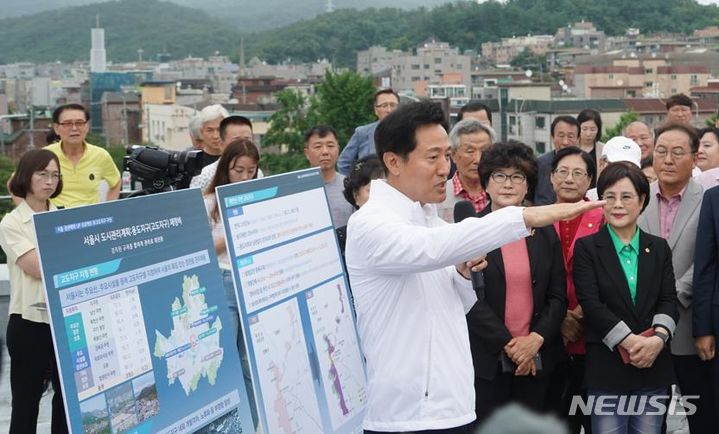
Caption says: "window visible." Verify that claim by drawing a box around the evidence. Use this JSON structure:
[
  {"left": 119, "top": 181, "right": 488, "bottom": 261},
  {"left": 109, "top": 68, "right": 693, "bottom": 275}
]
[
  {"left": 645, "top": 68, "right": 653, "bottom": 74},
  {"left": 691, "top": 74, "right": 699, "bottom": 85},
  {"left": 536, "top": 142, "right": 547, "bottom": 154},
  {"left": 535, "top": 116, "right": 546, "bottom": 129},
  {"left": 671, "top": 74, "right": 677, "bottom": 80},
  {"left": 164, "top": 86, "right": 173, "bottom": 100},
  {"left": 411, "top": 76, "right": 420, "bottom": 82},
  {"left": 627, "top": 90, "right": 636, "bottom": 97},
  {"left": 411, "top": 64, "right": 420, "bottom": 70},
  {"left": 608, "top": 73, "right": 614, "bottom": 80},
  {"left": 424, "top": 64, "right": 430, "bottom": 69},
  {"left": 435, "top": 58, "right": 442, "bottom": 64},
  {"left": 644, "top": 81, "right": 653, "bottom": 87}
]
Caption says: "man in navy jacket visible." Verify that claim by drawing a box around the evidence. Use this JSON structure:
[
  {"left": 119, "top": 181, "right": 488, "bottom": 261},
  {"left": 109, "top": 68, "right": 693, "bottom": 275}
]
[{"left": 338, "top": 89, "right": 399, "bottom": 175}]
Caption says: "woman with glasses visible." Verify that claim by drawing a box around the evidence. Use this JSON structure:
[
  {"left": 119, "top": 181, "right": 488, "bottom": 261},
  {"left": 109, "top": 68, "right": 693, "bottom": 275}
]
[
  {"left": 203, "top": 138, "right": 260, "bottom": 426},
  {"left": 467, "top": 141, "right": 567, "bottom": 422},
  {"left": 546, "top": 146, "right": 603, "bottom": 433},
  {"left": 574, "top": 162, "right": 678, "bottom": 434},
  {"left": 0, "top": 149, "right": 68, "bottom": 434}
]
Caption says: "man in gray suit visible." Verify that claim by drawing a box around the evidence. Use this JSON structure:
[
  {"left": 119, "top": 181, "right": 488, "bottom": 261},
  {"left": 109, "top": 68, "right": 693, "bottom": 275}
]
[
  {"left": 637, "top": 123, "right": 716, "bottom": 434},
  {"left": 338, "top": 89, "right": 399, "bottom": 176}
]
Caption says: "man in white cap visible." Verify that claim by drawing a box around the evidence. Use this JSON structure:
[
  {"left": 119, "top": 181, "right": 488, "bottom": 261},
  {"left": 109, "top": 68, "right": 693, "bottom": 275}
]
[{"left": 585, "top": 136, "right": 641, "bottom": 200}]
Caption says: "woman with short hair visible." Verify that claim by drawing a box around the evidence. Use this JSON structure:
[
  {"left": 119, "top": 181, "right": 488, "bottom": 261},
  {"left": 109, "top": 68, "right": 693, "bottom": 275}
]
[
  {"left": 574, "top": 162, "right": 679, "bottom": 434},
  {"left": 1, "top": 149, "right": 68, "bottom": 434},
  {"left": 467, "top": 140, "right": 567, "bottom": 422}
]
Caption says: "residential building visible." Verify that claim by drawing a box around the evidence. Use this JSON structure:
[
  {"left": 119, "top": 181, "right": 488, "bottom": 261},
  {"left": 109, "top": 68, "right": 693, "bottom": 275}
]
[
  {"left": 481, "top": 35, "right": 554, "bottom": 65},
  {"left": 555, "top": 21, "right": 606, "bottom": 51},
  {"left": 390, "top": 39, "right": 472, "bottom": 93},
  {"left": 141, "top": 104, "right": 196, "bottom": 151},
  {"left": 573, "top": 54, "right": 711, "bottom": 98},
  {"left": 101, "top": 92, "right": 141, "bottom": 146}
]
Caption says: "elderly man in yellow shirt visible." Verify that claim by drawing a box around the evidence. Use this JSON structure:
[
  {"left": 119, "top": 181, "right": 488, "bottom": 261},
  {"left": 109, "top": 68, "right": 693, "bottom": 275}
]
[{"left": 45, "top": 103, "right": 120, "bottom": 208}]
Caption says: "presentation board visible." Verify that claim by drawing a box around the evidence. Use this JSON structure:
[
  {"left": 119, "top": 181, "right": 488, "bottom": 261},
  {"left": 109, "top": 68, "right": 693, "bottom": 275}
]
[
  {"left": 34, "top": 189, "right": 254, "bottom": 434},
  {"left": 216, "top": 168, "right": 367, "bottom": 434}
]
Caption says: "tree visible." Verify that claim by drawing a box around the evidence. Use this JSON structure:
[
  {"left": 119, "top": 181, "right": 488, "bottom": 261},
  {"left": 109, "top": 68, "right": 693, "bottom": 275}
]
[
  {"left": 313, "top": 70, "right": 376, "bottom": 147},
  {"left": 261, "top": 89, "right": 317, "bottom": 175},
  {"left": 602, "top": 111, "right": 639, "bottom": 142},
  {"left": 264, "top": 89, "right": 318, "bottom": 154}
]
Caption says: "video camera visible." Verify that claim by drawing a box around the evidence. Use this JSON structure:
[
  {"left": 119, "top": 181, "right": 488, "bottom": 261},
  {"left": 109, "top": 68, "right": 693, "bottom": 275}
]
[{"left": 123, "top": 146, "right": 202, "bottom": 196}]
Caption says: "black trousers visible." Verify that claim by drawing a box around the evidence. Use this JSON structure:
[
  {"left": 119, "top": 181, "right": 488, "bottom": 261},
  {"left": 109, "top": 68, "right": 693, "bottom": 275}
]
[
  {"left": 546, "top": 355, "right": 591, "bottom": 434},
  {"left": 474, "top": 363, "right": 550, "bottom": 423},
  {"left": 7, "top": 314, "right": 68, "bottom": 434},
  {"left": 673, "top": 354, "right": 717, "bottom": 434},
  {"left": 364, "top": 424, "right": 472, "bottom": 434}
]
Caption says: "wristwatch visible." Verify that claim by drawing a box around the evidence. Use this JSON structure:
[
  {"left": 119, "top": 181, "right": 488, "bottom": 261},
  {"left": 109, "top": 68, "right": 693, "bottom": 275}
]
[{"left": 654, "top": 330, "right": 670, "bottom": 346}]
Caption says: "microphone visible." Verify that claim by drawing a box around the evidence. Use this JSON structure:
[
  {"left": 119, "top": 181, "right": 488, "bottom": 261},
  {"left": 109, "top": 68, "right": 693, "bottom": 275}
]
[{"left": 453, "top": 200, "right": 485, "bottom": 302}]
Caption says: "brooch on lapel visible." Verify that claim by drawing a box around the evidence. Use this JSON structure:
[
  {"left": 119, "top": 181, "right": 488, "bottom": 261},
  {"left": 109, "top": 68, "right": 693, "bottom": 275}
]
[
  {"left": 530, "top": 228, "right": 536, "bottom": 237},
  {"left": 645, "top": 247, "right": 650, "bottom": 253}
]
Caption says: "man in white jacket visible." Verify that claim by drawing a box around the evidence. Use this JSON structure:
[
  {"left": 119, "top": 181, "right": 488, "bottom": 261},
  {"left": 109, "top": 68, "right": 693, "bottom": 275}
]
[{"left": 345, "top": 101, "right": 603, "bottom": 433}]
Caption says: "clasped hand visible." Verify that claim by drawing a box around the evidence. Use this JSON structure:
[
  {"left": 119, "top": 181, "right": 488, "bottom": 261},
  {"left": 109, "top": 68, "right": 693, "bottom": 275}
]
[
  {"left": 620, "top": 334, "right": 664, "bottom": 368},
  {"left": 504, "top": 332, "right": 544, "bottom": 376}
]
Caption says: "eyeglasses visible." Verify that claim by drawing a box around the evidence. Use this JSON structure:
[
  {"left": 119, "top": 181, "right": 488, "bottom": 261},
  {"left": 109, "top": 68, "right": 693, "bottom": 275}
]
[
  {"left": 602, "top": 193, "right": 638, "bottom": 205},
  {"left": 34, "top": 171, "right": 62, "bottom": 182},
  {"left": 653, "top": 146, "right": 693, "bottom": 160},
  {"left": 57, "top": 120, "right": 88, "bottom": 129},
  {"left": 553, "top": 168, "right": 589, "bottom": 180},
  {"left": 375, "top": 102, "right": 398, "bottom": 110},
  {"left": 491, "top": 172, "right": 526, "bottom": 184}
]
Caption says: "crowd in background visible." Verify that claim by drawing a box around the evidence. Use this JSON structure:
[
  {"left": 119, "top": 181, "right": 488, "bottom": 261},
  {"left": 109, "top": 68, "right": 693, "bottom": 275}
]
[{"left": 5, "top": 88, "right": 719, "bottom": 434}]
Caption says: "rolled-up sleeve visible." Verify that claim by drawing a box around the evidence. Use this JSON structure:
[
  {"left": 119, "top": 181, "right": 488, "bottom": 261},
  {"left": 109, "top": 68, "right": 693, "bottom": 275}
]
[{"left": 603, "top": 321, "right": 632, "bottom": 350}]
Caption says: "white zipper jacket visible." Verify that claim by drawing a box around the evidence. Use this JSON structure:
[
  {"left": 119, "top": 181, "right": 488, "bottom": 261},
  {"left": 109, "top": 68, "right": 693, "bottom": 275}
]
[{"left": 346, "top": 180, "right": 530, "bottom": 431}]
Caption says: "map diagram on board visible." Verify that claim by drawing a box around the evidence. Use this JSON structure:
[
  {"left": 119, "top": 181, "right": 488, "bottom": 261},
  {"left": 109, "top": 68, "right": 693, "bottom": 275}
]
[
  {"left": 306, "top": 279, "right": 367, "bottom": 430},
  {"left": 250, "top": 299, "right": 323, "bottom": 434},
  {"left": 154, "top": 275, "right": 224, "bottom": 395}
]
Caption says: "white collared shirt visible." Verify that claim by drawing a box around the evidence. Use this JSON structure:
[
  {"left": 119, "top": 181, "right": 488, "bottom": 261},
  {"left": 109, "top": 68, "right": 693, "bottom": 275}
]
[{"left": 346, "top": 180, "right": 529, "bottom": 431}]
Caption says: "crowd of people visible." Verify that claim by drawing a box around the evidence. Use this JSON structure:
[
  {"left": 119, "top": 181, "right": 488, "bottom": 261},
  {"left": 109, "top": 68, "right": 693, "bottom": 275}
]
[{"left": 4, "top": 88, "right": 719, "bottom": 434}]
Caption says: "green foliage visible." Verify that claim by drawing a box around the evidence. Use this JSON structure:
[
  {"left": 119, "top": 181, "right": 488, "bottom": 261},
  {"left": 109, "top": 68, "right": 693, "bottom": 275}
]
[
  {"left": 0, "top": 0, "right": 449, "bottom": 32},
  {"left": 602, "top": 111, "right": 639, "bottom": 142},
  {"left": 260, "top": 153, "right": 309, "bottom": 177},
  {"left": 0, "top": 0, "right": 241, "bottom": 63},
  {"left": 264, "top": 89, "right": 318, "bottom": 154},
  {"left": 313, "top": 70, "right": 376, "bottom": 146},
  {"left": 510, "top": 47, "right": 547, "bottom": 72},
  {"left": 706, "top": 115, "right": 718, "bottom": 128},
  {"left": 247, "top": 0, "right": 719, "bottom": 67}
]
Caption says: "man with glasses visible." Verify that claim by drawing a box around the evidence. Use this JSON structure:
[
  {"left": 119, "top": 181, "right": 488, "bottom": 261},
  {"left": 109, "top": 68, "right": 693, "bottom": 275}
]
[
  {"left": 45, "top": 103, "right": 120, "bottom": 208},
  {"left": 338, "top": 88, "right": 400, "bottom": 176},
  {"left": 637, "top": 123, "right": 716, "bottom": 434}
]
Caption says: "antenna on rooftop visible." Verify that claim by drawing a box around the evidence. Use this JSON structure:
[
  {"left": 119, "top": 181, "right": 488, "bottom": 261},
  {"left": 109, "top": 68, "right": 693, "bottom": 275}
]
[{"left": 326, "top": 0, "right": 334, "bottom": 13}]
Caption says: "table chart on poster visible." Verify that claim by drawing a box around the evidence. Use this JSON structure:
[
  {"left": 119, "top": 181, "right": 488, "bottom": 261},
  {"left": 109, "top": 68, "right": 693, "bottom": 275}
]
[{"left": 64, "top": 286, "right": 153, "bottom": 402}]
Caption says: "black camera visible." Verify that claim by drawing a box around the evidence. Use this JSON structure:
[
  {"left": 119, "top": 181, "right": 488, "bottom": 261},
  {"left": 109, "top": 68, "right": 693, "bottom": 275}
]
[{"left": 123, "top": 146, "right": 202, "bottom": 196}]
